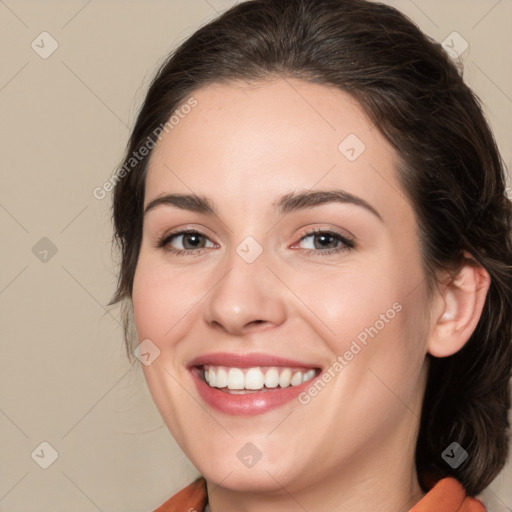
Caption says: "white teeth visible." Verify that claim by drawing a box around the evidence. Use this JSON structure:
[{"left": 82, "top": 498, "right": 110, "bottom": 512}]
[
  {"left": 208, "top": 367, "right": 216, "bottom": 387},
  {"left": 203, "top": 365, "right": 318, "bottom": 391},
  {"left": 264, "top": 368, "right": 279, "bottom": 388},
  {"left": 290, "top": 371, "right": 303, "bottom": 386},
  {"left": 216, "top": 367, "right": 228, "bottom": 388},
  {"left": 279, "top": 368, "right": 291, "bottom": 388},
  {"left": 245, "top": 368, "right": 264, "bottom": 390},
  {"left": 303, "top": 369, "right": 316, "bottom": 382},
  {"left": 227, "top": 368, "right": 245, "bottom": 390}
]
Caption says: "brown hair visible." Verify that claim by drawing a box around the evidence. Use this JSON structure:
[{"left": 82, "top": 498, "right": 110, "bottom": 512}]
[{"left": 108, "top": 0, "right": 512, "bottom": 496}]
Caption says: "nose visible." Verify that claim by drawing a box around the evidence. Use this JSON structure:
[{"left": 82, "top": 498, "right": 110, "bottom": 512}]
[{"left": 203, "top": 249, "right": 287, "bottom": 336}]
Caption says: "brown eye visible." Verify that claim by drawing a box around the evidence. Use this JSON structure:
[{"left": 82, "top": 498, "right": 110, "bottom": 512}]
[{"left": 174, "top": 233, "right": 207, "bottom": 250}]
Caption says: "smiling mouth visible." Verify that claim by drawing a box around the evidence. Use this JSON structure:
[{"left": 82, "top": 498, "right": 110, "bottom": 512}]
[{"left": 197, "top": 365, "right": 321, "bottom": 393}]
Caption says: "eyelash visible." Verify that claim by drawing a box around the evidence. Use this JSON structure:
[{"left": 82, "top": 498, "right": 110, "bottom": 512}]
[{"left": 154, "top": 227, "right": 355, "bottom": 257}]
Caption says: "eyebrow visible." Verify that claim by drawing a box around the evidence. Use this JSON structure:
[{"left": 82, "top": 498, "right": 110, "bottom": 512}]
[{"left": 143, "top": 189, "right": 383, "bottom": 221}]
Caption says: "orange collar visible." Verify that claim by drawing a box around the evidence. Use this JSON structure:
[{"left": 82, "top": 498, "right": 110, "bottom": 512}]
[{"left": 411, "top": 477, "right": 486, "bottom": 512}]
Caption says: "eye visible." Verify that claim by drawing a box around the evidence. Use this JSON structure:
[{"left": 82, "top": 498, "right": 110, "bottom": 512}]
[
  {"left": 155, "top": 229, "right": 216, "bottom": 256},
  {"left": 155, "top": 227, "right": 355, "bottom": 257},
  {"left": 293, "top": 228, "right": 354, "bottom": 255}
]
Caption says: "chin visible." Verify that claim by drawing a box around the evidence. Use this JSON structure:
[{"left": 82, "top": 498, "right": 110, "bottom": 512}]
[{"left": 200, "top": 462, "right": 293, "bottom": 493}]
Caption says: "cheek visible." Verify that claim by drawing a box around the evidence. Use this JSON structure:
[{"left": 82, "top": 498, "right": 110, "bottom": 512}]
[
  {"left": 131, "top": 254, "right": 188, "bottom": 342},
  {"left": 291, "top": 262, "right": 402, "bottom": 348},
  {"left": 131, "top": 251, "right": 220, "bottom": 356},
  {"left": 298, "top": 255, "right": 428, "bottom": 389}
]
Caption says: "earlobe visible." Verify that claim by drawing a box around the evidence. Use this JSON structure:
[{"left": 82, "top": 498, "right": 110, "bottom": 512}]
[{"left": 427, "top": 252, "right": 491, "bottom": 358}]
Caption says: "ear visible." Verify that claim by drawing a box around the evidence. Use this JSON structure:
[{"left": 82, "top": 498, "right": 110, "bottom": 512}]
[{"left": 427, "top": 252, "right": 491, "bottom": 358}]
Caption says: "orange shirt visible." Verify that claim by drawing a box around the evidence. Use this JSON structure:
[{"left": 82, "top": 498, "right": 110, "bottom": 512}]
[{"left": 153, "top": 476, "right": 486, "bottom": 511}]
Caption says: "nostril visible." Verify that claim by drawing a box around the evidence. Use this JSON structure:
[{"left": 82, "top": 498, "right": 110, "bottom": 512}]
[{"left": 248, "top": 320, "right": 266, "bottom": 328}]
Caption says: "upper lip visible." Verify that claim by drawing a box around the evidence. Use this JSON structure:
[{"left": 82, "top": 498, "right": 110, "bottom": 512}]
[{"left": 188, "top": 352, "right": 321, "bottom": 369}]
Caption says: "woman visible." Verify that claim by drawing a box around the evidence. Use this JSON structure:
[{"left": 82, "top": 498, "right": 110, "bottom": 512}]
[{"left": 108, "top": 0, "right": 512, "bottom": 510}]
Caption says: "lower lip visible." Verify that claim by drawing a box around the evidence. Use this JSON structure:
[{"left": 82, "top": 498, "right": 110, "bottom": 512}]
[{"left": 190, "top": 367, "right": 319, "bottom": 416}]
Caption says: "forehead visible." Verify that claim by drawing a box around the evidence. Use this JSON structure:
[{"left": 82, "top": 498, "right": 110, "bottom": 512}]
[{"left": 144, "top": 78, "right": 408, "bottom": 223}]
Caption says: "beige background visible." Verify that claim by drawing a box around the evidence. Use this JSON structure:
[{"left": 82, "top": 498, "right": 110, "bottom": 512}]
[{"left": 1, "top": 0, "right": 511, "bottom": 511}]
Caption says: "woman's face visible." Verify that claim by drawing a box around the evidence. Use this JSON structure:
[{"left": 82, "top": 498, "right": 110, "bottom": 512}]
[{"left": 132, "top": 78, "right": 433, "bottom": 494}]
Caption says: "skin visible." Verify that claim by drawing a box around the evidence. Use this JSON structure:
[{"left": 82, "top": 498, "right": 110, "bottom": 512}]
[{"left": 131, "top": 77, "right": 490, "bottom": 511}]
